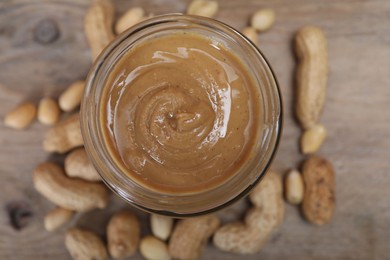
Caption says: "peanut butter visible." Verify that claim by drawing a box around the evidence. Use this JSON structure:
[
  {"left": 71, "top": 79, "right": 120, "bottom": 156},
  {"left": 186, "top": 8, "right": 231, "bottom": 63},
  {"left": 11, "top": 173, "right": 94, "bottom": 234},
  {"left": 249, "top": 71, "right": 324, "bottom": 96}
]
[{"left": 101, "top": 32, "right": 262, "bottom": 194}]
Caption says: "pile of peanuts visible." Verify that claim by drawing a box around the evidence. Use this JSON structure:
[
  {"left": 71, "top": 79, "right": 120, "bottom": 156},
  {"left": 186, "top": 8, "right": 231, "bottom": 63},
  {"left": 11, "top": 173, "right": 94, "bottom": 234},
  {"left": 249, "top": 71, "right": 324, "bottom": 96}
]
[{"left": 3, "top": 0, "right": 336, "bottom": 259}]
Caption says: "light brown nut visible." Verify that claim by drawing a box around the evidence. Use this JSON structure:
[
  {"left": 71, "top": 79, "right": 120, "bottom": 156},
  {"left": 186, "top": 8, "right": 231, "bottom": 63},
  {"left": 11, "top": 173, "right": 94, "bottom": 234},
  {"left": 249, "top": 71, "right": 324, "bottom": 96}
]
[
  {"left": 65, "top": 228, "right": 108, "bottom": 260},
  {"left": 43, "top": 113, "right": 83, "bottom": 153},
  {"left": 301, "top": 123, "right": 327, "bottom": 154},
  {"left": 140, "top": 236, "right": 171, "bottom": 260},
  {"left": 295, "top": 26, "right": 328, "bottom": 130},
  {"left": 169, "top": 214, "right": 220, "bottom": 259},
  {"left": 187, "top": 0, "right": 218, "bottom": 18},
  {"left": 65, "top": 148, "right": 101, "bottom": 182},
  {"left": 251, "top": 8, "right": 276, "bottom": 32},
  {"left": 107, "top": 211, "right": 140, "bottom": 259},
  {"left": 84, "top": 0, "right": 115, "bottom": 60},
  {"left": 33, "top": 162, "right": 109, "bottom": 211},
  {"left": 4, "top": 102, "right": 37, "bottom": 130},
  {"left": 241, "top": 27, "right": 258, "bottom": 45},
  {"left": 214, "top": 171, "right": 284, "bottom": 254},
  {"left": 150, "top": 214, "right": 174, "bottom": 241},
  {"left": 115, "top": 7, "right": 145, "bottom": 34},
  {"left": 285, "top": 169, "right": 304, "bottom": 205},
  {"left": 302, "top": 156, "right": 335, "bottom": 225},
  {"left": 59, "top": 81, "right": 85, "bottom": 112},
  {"left": 44, "top": 207, "right": 74, "bottom": 231},
  {"left": 38, "top": 98, "right": 60, "bottom": 125}
]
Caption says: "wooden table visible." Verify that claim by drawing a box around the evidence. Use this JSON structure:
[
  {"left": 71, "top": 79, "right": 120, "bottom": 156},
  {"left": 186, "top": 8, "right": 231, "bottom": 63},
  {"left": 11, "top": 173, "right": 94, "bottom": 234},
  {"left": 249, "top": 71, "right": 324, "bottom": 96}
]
[{"left": 1, "top": 0, "right": 389, "bottom": 259}]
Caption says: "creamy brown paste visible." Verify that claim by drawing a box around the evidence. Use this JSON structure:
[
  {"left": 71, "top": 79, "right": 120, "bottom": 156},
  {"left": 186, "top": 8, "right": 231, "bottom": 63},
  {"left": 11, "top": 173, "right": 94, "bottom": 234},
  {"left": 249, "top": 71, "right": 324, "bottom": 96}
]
[{"left": 101, "top": 33, "right": 261, "bottom": 194}]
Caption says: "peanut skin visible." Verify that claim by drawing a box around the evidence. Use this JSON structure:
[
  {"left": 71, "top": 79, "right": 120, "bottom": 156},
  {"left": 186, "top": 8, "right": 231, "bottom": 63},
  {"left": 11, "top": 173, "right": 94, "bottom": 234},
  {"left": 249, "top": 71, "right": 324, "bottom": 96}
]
[
  {"left": 43, "top": 114, "right": 83, "bottom": 153},
  {"left": 251, "top": 8, "right": 276, "bottom": 32},
  {"left": 301, "top": 123, "right": 327, "bottom": 154},
  {"left": 59, "top": 81, "right": 85, "bottom": 112},
  {"left": 295, "top": 26, "right": 328, "bottom": 130},
  {"left": 37, "top": 98, "right": 60, "bottom": 125},
  {"left": 241, "top": 27, "right": 258, "bottom": 45},
  {"left": 187, "top": 0, "right": 219, "bottom": 18},
  {"left": 33, "top": 162, "right": 109, "bottom": 212},
  {"left": 285, "top": 169, "right": 305, "bottom": 205},
  {"left": 302, "top": 156, "right": 335, "bottom": 225},
  {"left": 169, "top": 214, "right": 220, "bottom": 259},
  {"left": 150, "top": 214, "right": 173, "bottom": 241},
  {"left": 140, "top": 236, "right": 171, "bottom": 260}
]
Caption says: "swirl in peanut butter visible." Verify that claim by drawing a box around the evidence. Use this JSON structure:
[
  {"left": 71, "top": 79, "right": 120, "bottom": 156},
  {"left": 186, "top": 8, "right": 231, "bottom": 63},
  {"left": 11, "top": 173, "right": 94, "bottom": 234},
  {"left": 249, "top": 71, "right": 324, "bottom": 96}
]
[{"left": 102, "top": 33, "right": 261, "bottom": 194}]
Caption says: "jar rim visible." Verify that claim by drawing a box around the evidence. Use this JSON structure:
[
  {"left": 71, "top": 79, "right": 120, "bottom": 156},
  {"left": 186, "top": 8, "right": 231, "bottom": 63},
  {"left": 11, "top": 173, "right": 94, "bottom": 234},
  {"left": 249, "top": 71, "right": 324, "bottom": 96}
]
[{"left": 81, "top": 14, "right": 283, "bottom": 217}]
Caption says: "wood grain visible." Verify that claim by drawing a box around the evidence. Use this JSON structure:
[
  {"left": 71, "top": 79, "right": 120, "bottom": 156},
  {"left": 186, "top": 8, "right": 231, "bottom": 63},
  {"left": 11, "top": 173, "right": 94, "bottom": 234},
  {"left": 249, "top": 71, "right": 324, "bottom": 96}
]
[{"left": 0, "top": 0, "right": 389, "bottom": 259}]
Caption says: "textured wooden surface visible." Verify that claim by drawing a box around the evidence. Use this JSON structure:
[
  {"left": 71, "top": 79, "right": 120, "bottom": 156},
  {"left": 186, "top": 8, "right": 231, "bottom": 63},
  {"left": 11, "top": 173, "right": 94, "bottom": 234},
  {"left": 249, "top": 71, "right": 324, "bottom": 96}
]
[{"left": 1, "top": 0, "right": 389, "bottom": 259}]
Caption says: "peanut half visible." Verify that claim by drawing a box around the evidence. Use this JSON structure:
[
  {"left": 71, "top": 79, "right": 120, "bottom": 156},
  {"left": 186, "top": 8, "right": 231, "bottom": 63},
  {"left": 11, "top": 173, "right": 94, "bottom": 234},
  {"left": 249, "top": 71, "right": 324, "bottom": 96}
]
[
  {"left": 59, "top": 81, "right": 85, "bottom": 112},
  {"left": 214, "top": 171, "right": 284, "bottom": 254},
  {"left": 140, "top": 236, "right": 171, "bottom": 260},
  {"left": 84, "top": 0, "right": 115, "bottom": 60},
  {"left": 251, "top": 8, "right": 276, "bottom": 32},
  {"left": 115, "top": 7, "right": 145, "bottom": 34},
  {"left": 301, "top": 123, "right": 327, "bottom": 154},
  {"left": 44, "top": 207, "right": 75, "bottom": 232},
  {"left": 107, "top": 211, "right": 140, "bottom": 259},
  {"left": 37, "top": 97, "right": 60, "bottom": 125},
  {"left": 241, "top": 27, "right": 259, "bottom": 46},
  {"left": 187, "top": 0, "right": 218, "bottom": 18},
  {"left": 150, "top": 214, "right": 173, "bottom": 241},
  {"left": 33, "top": 162, "right": 109, "bottom": 211},
  {"left": 4, "top": 102, "right": 37, "bottom": 130},
  {"left": 302, "top": 156, "right": 335, "bottom": 225},
  {"left": 43, "top": 113, "right": 83, "bottom": 153},
  {"left": 169, "top": 214, "right": 220, "bottom": 259},
  {"left": 285, "top": 169, "right": 304, "bottom": 205},
  {"left": 65, "top": 147, "right": 101, "bottom": 182},
  {"left": 295, "top": 26, "right": 328, "bottom": 130},
  {"left": 65, "top": 228, "right": 108, "bottom": 260}
]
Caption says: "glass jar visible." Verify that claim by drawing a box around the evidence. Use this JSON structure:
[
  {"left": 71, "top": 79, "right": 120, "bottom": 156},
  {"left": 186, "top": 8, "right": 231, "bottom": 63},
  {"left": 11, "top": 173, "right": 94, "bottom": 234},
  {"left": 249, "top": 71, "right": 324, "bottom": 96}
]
[{"left": 81, "top": 14, "right": 282, "bottom": 217}]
